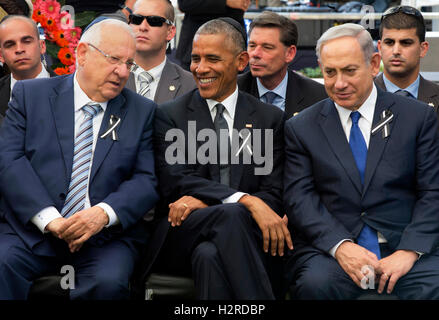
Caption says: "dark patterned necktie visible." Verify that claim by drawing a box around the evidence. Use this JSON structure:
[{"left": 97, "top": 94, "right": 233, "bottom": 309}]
[{"left": 213, "top": 103, "right": 230, "bottom": 186}]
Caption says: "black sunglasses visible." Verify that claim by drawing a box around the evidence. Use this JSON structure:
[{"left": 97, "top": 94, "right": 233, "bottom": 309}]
[
  {"left": 129, "top": 14, "right": 174, "bottom": 27},
  {"left": 381, "top": 5, "right": 424, "bottom": 24}
]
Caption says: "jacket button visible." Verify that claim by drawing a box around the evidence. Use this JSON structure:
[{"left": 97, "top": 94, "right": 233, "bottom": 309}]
[{"left": 59, "top": 193, "right": 66, "bottom": 200}]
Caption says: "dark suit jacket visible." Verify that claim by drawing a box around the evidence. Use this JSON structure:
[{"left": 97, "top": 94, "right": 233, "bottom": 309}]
[
  {"left": 0, "top": 67, "right": 57, "bottom": 118},
  {"left": 283, "top": 88, "right": 439, "bottom": 269},
  {"left": 237, "top": 69, "right": 328, "bottom": 119},
  {"left": 138, "top": 89, "right": 285, "bottom": 279},
  {"left": 0, "top": 74, "right": 159, "bottom": 257},
  {"left": 126, "top": 59, "right": 196, "bottom": 104},
  {"left": 175, "top": 0, "right": 245, "bottom": 69},
  {"left": 375, "top": 73, "right": 439, "bottom": 116}
]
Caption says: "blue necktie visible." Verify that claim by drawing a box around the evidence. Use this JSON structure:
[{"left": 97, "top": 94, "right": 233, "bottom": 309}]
[
  {"left": 61, "top": 103, "right": 102, "bottom": 218},
  {"left": 263, "top": 91, "right": 278, "bottom": 105},
  {"left": 349, "top": 111, "right": 381, "bottom": 259},
  {"left": 395, "top": 89, "right": 413, "bottom": 99}
]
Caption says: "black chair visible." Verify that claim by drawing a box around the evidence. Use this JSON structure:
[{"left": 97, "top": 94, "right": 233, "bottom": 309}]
[{"left": 28, "top": 275, "right": 69, "bottom": 300}]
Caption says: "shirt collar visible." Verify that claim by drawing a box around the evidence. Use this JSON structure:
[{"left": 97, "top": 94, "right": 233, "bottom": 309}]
[
  {"left": 74, "top": 72, "right": 108, "bottom": 112},
  {"left": 10, "top": 63, "right": 50, "bottom": 91},
  {"left": 256, "top": 71, "right": 288, "bottom": 100},
  {"left": 382, "top": 73, "right": 420, "bottom": 98},
  {"left": 334, "top": 84, "right": 377, "bottom": 126},
  {"left": 133, "top": 57, "right": 167, "bottom": 82},
  {"left": 206, "top": 86, "right": 239, "bottom": 120}
]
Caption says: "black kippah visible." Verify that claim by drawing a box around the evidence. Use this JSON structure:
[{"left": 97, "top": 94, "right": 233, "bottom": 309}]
[{"left": 217, "top": 17, "right": 247, "bottom": 47}]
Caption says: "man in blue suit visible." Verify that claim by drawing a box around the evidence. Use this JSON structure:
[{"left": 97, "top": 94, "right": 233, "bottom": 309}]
[
  {"left": 0, "top": 19, "right": 158, "bottom": 299},
  {"left": 284, "top": 23, "right": 439, "bottom": 299}
]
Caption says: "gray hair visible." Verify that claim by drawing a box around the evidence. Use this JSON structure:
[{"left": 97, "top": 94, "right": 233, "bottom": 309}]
[
  {"left": 79, "top": 19, "right": 135, "bottom": 47},
  {"left": 195, "top": 19, "right": 246, "bottom": 54},
  {"left": 316, "top": 23, "right": 374, "bottom": 65}
]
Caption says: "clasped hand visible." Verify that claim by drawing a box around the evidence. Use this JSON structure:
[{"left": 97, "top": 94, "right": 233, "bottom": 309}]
[
  {"left": 45, "top": 206, "right": 109, "bottom": 253},
  {"left": 335, "top": 242, "right": 419, "bottom": 294}
]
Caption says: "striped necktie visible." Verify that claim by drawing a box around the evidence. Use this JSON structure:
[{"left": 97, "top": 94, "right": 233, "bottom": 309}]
[
  {"left": 138, "top": 71, "right": 153, "bottom": 98},
  {"left": 61, "top": 103, "right": 102, "bottom": 218}
]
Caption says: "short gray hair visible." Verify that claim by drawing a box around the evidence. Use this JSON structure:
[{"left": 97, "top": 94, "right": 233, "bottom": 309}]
[
  {"left": 79, "top": 19, "right": 135, "bottom": 47},
  {"left": 195, "top": 19, "right": 246, "bottom": 54},
  {"left": 316, "top": 23, "right": 374, "bottom": 65}
]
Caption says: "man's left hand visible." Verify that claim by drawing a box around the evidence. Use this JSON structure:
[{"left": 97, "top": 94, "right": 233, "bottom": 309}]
[
  {"left": 376, "top": 250, "right": 418, "bottom": 294},
  {"left": 58, "top": 206, "right": 109, "bottom": 253}
]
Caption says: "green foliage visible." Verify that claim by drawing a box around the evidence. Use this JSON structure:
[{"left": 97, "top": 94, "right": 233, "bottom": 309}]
[
  {"left": 298, "top": 67, "right": 323, "bottom": 79},
  {"left": 74, "top": 11, "right": 97, "bottom": 28}
]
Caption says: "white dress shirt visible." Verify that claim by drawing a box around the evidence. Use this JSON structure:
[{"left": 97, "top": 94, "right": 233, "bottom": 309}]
[
  {"left": 205, "top": 86, "right": 247, "bottom": 203},
  {"left": 133, "top": 57, "right": 166, "bottom": 100},
  {"left": 10, "top": 63, "right": 50, "bottom": 101},
  {"left": 31, "top": 73, "right": 119, "bottom": 232}
]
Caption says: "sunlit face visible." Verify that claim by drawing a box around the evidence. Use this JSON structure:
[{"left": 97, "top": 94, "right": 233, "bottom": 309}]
[
  {"left": 0, "top": 18, "right": 45, "bottom": 79},
  {"left": 247, "top": 27, "right": 296, "bottom": 81},
  {"left": 320, "top": 36, "right": 380, "bottom": 110},
  {"left": 130, "top": 0, "right": 175, "bottom": 55},
  {"left": 378, "top": 27, "right": 428, "bottom": 79},
  {"left": 190, "top": 33, "right": 248, "bottom": 102},
  {"left": 76, "top": 26, "right": 135, "bottom": 102}
]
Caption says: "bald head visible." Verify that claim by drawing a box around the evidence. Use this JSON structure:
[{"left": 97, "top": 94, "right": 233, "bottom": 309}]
[{"left": 0, "top": 15, "right": 45, "bottom": 79}]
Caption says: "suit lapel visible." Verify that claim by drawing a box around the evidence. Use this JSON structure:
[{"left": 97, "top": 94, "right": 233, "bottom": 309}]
[
  {"left": 362, "top": 90, "right": 396, "bottom": 196},
  {"left": 285, "top": 70, "right": 303, "bottom": 117},
  {"left": 50, "top": 75, "right": 75, "bottom": 182},
  {"left": 0, "top": 75, "right": 11, "bottom": 116},
  {"left": 125, "top": 72, "right": 136, "bottom": 92},
  {"left": 154, "top": 61, "right": 181, "bottom": 104},
  {"left": 319, "top": 100, "right": 362, "bottom": 194},
  {"left": 89, "top": 93, "right": 128, "bottom": 184},
  {"left": 187, "top": 92, "right": 220, "bottom": 182},
  {"left": 418, "top": 76, "right": 439, "bottom": 110},
  {"left": 230, "top": 92, "right": 256, "bottom": 189}
]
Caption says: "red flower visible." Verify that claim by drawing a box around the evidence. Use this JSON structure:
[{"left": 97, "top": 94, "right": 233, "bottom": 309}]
[
  {"left": 40, "top": 0, "right": 61, "bottom": 19},
  {"left": 40, "top": 16, "right": 59, "bottom": 32},
  {"left": 58, "top": 47, "right": 75, "bottom": 66},
  {"left": 53, "top": 29, "right": 69, "bottom": 47},
  {"left": 32, "top": 7, "right": 45, "bottom": 25},
  {"left": 54, "top": 66, "right": 69, "bottom": 75}
]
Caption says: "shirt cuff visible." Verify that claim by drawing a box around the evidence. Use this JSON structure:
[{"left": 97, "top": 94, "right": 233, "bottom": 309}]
[
  {"left": 96, "top": 202, "right": 119, "bottom": 227},
  {"left": 31, "top": 206, "right": 62, "bottom": 234},
  {"left": 329, "top": 239, "right": 353, "bottom": 258},
  {"left": 222, "top": 192, "right": 248, "bottom": 204}
]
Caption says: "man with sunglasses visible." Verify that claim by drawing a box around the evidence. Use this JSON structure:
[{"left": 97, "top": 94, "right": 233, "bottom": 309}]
[
  {"left": 126, "top": 0, "right": 195, "bottom": 104},
  {"left": 376, "top": 5, "right": 439, "bottom": 114},
  {"left": 0, "top": 19, "right": 158, "bottom": 299}
]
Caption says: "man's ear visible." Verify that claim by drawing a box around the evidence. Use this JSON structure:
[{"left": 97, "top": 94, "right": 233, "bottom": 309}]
[
  {"left": 166, "top": 25, "right": 176, "bottom": 42},
  {"left": 285, "top": 45, "right": 297, "bottom": 64},
  {"left": 420, "top": 41, "right": 429, "bottom": 59},
  {"left": 237, "top": 51, "right": 249, "bottom": 72},
  {"left": 370, "top": 52, "right": 381, "bottom": 77},
  {"left": 0, "top": 50, "right": 4, "bottom": 64},
  {"left": 39, "top": 39, "right": 46, "bottom": 55},
  {"left": 76, "top": 42, "right": 88, "bottom": 66}
]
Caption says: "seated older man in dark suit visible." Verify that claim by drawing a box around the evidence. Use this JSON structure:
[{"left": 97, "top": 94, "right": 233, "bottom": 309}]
[
  {"left": 284, "top": 23, "right": 439, "bottom": 300},
  {"left": 140, "top": 18, "right": 292, "bottom": 300}
]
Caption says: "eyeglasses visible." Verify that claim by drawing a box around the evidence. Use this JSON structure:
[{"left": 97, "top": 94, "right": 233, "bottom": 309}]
[
  {"left": 87, "top": 43, "right": 137, "bottom": 72},
  {"left": 381, "top": 5, "right": 424, "bottom": 24},
  {"left": 128, "top": 14, "right": 174, "bottom": 27}
]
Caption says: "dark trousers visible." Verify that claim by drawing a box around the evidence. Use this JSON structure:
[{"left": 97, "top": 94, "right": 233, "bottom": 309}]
[
  {"left": 288, "top": 243, "right": 439, "bottom": 300},
  {"left": 0, "top": 231, "right": 138, "bottom": 300},
  {"left": 158, "top": 203, "right": 275, "bottom": 300}
]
